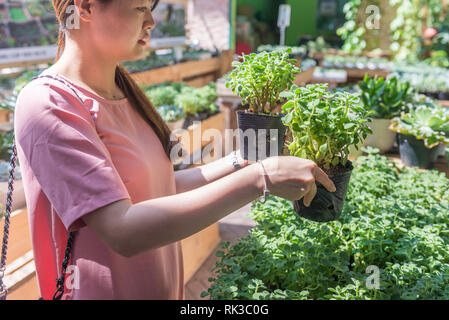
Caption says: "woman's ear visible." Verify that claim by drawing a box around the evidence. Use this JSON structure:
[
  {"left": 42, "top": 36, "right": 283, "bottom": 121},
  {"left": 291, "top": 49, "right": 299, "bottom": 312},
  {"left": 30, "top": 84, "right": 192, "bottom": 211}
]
[{"left": 74, "top": 0, "right": 94, "bottom": 21}]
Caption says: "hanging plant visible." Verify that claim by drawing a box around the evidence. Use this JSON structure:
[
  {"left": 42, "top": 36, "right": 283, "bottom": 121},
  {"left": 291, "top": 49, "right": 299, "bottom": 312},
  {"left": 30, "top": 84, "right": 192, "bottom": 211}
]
[{"left": 337, "top": 0, "right": 366, "bottom": 54}]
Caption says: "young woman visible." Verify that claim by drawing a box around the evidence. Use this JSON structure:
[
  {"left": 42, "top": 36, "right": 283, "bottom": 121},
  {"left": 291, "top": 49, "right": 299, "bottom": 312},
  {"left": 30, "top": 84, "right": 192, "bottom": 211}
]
[{"left": 13, "top": 0, "right": 335, "bottom": 300}]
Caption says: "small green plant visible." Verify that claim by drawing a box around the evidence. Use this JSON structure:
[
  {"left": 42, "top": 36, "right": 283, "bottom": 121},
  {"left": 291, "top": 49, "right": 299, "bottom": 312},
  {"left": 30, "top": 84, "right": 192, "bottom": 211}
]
[
  {"left": 175, "top": 84, "right": 218, "bottom": 115},
  {"left": 389, "top": 105, "right": 449, "bottom": 148},
  {"left": 225, "top": 49, "right": 300, "bottom": 114},
  {"left": 306, "top": 36, "right": 330, "bottom": 56},
  {"left": 281, "top": 83, "right": 372, "bottom": 170},
  {"left": 147, "top": 86, "right": 178, "bottom": 107},
  {"left": 156, "top": 105, "right": 185, "bottom": 122},
  {"left": 0, "top": 130, "right": 14, "bottom": 161},
  {"left": 358, "top": 75, "right": 413, "bottom": 119}
]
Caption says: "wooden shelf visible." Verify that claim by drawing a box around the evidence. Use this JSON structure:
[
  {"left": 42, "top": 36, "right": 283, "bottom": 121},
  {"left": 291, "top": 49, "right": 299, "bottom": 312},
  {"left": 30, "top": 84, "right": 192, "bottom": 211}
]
[
  {"left": 438, "top": 100, "right": 449, "bottom": 108},
  {"left": 130, "top": 50, "right": 234, "bottom": 87}
]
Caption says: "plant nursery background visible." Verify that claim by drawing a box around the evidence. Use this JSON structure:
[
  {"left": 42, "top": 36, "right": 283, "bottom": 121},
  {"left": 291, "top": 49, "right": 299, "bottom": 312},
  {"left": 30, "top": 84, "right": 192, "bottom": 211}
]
[{"left": 0, "top": 0, "right": 449, "bottom": 300}]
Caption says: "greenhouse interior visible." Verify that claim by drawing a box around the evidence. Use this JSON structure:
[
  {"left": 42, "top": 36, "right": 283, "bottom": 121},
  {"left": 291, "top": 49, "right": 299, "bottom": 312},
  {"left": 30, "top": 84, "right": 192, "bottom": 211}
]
[{"left": 0, "top": 0, "right": 449, "bottom": 303}]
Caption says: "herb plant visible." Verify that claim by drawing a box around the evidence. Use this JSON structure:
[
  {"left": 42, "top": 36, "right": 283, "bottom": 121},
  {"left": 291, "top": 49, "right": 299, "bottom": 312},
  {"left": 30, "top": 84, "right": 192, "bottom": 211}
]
[
  {"left": 280, "top": 83, "right": 372, "bottom": 170},
  {"left": 175, "top": 84, "right": 218, "bottom": 116},
  {"left": 156, "top": 105, "right": 185, "bottom": 122},
  {"left": 225, "top": 49, "right": 301, "bottom": 114},
  {"left": 389, "top": 105, "right": 449, "bottom": 148},
  {"left": 203, "top": 149, "right": 449, "bottom": 300},
  {"left": 147, "top": 86, "right": 178, "bottom": 107},
  {"left": 358, "top": 75, "right": 413, "bottom": 119}
]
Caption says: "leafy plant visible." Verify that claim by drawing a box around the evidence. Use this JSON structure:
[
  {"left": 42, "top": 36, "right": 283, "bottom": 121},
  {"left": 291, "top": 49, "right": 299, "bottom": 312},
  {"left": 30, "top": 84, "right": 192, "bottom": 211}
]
[
  {"left": 204, "top": 150, "right": 449, "bottom": 300},
  {"left": 391, "top": 63, "right": 449, "bottom": 94},
  {"left": 156, "top": 104, "right": 185, "bottom": 122},
  {"left": 336, "top": 0, "right": 366, "bottom": 54},
  {"left": 0, "top": 130, "right": 14, "bottom": 161},
  {"left": 225, "top": 49, "right": 300, "bottom": 114},
  {"left": 147, "top": 86, "right": 178, "bottom": 107},
  {"left": 257, "top": 45, "right": 307, "bottom": 59},
  {"left": 281, "top": 83, "right": 372, "bottom": 170},
  {"left": 306, "top": 36, "right": 331, "bottom": 57},
  {"left": 358, "top": 75, "right": 413, "bottom": 119},
  {"left": 175, "top": 84, "right": 218, "bottom": 116},
  {"left": 389, "top": 105, "right": 449, "bottom": 148},
  {"left": 424, "top": 50, "right": 449, "bottom": 68}
]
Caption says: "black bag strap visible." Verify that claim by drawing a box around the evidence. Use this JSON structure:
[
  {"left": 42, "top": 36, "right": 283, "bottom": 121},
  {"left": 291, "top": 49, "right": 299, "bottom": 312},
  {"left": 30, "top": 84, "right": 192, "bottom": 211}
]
[{"left": 0, "top": 73, "right": 94, "bottom": 300}]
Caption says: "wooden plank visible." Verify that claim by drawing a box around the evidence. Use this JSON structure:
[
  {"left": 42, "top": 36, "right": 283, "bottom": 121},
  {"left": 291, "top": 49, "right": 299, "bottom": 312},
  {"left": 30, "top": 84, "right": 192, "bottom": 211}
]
[
  {"left": 294, "top": 67, "right": 316, "bottom": 86},
  {"left": 131, "top": 64, "right": 180, "bottom": 85},
  {"left": 177, "top": 112, "right": 225, "bottom": 155},
  {"left": 130, "top": 57, "right": 221, "bottom": 86},
  {"left": 5, "top": 272, "right": 39, "bottom": 300},
  {"left": 0, "top": 208, "right": 32, "bottom": 263},
  {"left": 181, "top": 222, "right": 221, "bottom": 285},
  {"left": 344, "top": 68, "right": 390, "bottom": 79},
  {"left": 0, "top": 110, "right": 12, "bottom": 124},
  {"left": 177, "top": 58, "right": 221, "bottom": 79},
  {"left": 438, "top": 100, "right": 449, "bottom": 108},
  {"left": 0, "top": 179, "right": 27, "bottom": 213},
  {"left": 185, "top": 74, "right": 216, "bottom": 88}
]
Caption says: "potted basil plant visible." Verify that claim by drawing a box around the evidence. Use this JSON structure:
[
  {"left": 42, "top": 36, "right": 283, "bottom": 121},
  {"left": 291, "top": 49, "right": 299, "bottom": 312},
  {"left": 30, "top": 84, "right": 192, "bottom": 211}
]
[
  {"left": 389, "top": 105, "right": 449, "bottom": 169},
  {"left": 281, "top": 83, "right": 372, "bottom": 222},
  {"left": 225, "top": 48, "right": 301, "bottom": 160},
  {"left": 358, "top": 75, "right": 413, "bottom": 153}
]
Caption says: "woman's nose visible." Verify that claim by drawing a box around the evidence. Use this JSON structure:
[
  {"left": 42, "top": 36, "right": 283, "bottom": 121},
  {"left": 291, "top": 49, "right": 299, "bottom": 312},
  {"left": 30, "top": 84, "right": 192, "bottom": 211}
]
[{"left": 144, "top": 12, "right": 155, "bottom": 31}]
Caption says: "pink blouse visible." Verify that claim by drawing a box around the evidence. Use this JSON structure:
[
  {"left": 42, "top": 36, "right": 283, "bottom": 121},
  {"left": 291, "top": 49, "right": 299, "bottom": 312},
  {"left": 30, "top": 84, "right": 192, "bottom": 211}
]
[{"left": 14, "top": 73, "right": 184, "bottom": 299}]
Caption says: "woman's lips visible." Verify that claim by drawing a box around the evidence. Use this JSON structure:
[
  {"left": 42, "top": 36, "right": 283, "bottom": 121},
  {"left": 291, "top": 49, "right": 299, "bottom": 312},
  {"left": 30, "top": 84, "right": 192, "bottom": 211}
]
[{"left": 138, "top": 36, "right": 150, "bottom": 46}]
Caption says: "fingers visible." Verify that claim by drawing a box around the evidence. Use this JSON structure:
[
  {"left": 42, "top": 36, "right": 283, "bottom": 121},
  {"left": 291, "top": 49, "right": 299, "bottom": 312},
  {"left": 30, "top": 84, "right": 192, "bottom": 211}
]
[
  {"left": 312, "top": 166, "right": 336, "bottom": 193},
  {"left": 303, "top": 182, "right": 317, "bottom": 207}
]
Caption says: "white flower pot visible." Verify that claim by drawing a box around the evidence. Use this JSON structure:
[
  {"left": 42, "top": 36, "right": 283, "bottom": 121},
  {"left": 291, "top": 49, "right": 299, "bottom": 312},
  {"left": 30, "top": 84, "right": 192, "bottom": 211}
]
[{"left": 364, "top": 119, "right": 396, "bottom": 153}]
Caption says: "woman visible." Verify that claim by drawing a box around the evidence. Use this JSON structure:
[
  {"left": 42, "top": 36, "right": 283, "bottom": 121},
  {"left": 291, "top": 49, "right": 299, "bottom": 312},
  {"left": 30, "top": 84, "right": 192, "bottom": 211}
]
[{"left": 13, "top": 0, "right": 335, "bottom": 300}]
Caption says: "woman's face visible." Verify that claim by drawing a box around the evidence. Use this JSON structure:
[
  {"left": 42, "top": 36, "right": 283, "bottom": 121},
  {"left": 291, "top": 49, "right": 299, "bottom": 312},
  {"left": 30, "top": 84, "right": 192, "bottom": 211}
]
[{"left": 82, "top": 0, "right": 155, "bottom": 62}]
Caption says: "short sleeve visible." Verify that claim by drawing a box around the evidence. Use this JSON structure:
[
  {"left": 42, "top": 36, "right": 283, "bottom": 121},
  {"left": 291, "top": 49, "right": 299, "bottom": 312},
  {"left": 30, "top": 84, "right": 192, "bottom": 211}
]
[{"left": 14, "top": 79, "right": 131, "bottom": 232}]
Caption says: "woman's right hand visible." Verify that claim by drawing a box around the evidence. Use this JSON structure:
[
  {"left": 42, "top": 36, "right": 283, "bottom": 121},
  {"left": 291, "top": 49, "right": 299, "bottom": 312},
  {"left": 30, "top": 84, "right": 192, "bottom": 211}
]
[{"left": 257, "top": 156, "right": 336, "bottom": 206}]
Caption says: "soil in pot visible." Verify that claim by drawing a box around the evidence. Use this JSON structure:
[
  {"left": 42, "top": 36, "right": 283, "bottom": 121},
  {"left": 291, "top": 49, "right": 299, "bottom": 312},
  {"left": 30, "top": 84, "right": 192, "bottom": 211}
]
[
  {"left": 398, "top": 134, "right": 441, "bottom": 169},
  {"left": 236, "top": 110, "right": 287, "bottom": 161},
  {"left": 293, "top": 161, "right": 353, "bottom": 223},
  {"left": 364, "top": 119, "right": 396, "bottom": 153}
]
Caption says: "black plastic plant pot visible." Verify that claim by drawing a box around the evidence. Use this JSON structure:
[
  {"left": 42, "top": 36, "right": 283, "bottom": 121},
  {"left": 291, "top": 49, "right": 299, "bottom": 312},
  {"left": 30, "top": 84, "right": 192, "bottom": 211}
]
[
  {"left": 438, "top": 92, "right": 449, "bottom": 100},
  {"left": 293, "top": 161, "right": 353, "bottom": 223},
  {"left": 398, "top": 134, "right": 441, "bottom": 169},
  {"left": 236, "top": 110, "right": 287, "bottom": 161}
]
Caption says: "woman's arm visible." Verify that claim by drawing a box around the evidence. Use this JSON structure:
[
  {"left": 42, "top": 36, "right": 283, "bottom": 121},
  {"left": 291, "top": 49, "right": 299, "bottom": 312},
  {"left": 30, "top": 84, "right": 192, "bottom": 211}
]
[
  {"left": 82, "top": 162, "right": 264, "bottom": 257},
  {"left": 174, "top": 149, "right": 250, "bottom": 194}
]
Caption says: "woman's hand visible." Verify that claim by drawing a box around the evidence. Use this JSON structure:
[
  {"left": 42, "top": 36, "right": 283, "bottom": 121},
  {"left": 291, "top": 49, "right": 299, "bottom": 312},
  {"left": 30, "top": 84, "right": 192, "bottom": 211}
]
[{"left": 258, "top": 156, "right": 336, "bottom": 206}]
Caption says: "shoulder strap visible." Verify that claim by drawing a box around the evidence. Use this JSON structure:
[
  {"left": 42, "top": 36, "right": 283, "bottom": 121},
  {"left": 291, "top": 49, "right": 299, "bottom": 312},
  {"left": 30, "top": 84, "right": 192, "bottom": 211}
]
[{"left": 0, "top": 73, "right": 93, "bottom": 300}]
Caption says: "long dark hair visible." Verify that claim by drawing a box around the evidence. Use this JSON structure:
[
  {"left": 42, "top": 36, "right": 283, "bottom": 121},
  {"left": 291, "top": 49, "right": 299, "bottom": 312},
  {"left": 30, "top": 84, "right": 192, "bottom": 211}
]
[{"left": 52, "top": 0, "right": 180, "bottom": 160}]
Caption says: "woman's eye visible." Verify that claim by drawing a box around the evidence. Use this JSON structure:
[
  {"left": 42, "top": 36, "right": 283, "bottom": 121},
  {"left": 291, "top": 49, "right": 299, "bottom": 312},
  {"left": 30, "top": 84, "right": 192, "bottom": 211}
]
[{"left": 137, "top": 7, "right": 148, "bottom": 12}]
